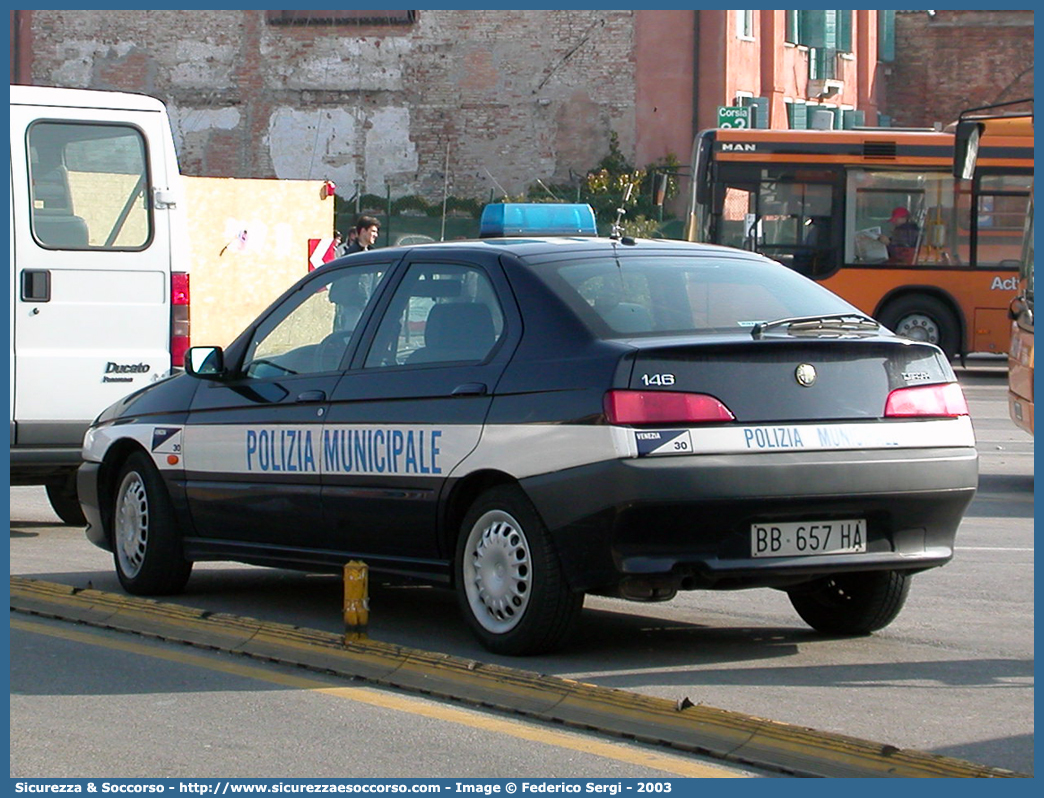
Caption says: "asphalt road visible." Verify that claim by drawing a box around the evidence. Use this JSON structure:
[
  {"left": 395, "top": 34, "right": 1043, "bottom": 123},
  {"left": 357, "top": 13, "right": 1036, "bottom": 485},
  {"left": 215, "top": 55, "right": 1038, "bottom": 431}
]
[
  {"left": 10, "top": 614, "right": 761, "bottom": 779},
  {"left": 8, "top": 356, "right": 1033, "bottom": 776}
]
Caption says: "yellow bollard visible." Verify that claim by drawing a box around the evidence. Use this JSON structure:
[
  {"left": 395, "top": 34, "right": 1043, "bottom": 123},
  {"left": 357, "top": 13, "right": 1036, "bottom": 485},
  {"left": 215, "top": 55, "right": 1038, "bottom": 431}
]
[{"left": 342, "top": 560, "right": 369, "bottom": 643}]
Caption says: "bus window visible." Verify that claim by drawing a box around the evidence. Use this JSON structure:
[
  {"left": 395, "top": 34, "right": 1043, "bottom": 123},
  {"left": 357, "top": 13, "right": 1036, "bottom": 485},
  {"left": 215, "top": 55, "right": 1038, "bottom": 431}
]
[
  {"left": 756, "top": 181, "right": 833, "bottom": 276},
  {"left": 962, "top": 173, "right": 1033, "bottom": 266},
  {"left": 716, "top": 175, "right": 837, "bottom": 277},
  {"left": 846, "top": 170, "right": 956, "bottom": 266},
  {"left": 719, "top": 186, "right": 753, "bottom": 250}
]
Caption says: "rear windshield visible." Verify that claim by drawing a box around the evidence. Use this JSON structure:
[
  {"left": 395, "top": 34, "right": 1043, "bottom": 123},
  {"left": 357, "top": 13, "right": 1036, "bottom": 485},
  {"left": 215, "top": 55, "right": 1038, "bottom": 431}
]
[{"left": 530, "top": 253, "right": 860, "bottom": 338}]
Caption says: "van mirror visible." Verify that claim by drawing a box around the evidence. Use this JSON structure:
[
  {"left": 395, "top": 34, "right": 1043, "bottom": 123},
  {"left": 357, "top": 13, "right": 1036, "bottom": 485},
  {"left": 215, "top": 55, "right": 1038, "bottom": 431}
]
[{"left": 185, "top": 346, "right": 226, "bottom": 379}]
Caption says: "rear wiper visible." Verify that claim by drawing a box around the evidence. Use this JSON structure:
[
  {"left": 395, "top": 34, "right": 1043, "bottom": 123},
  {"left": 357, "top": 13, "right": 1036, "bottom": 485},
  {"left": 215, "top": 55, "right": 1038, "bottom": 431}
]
[{"left": 751, "top": 314, "right": 880, "bottom": 339}]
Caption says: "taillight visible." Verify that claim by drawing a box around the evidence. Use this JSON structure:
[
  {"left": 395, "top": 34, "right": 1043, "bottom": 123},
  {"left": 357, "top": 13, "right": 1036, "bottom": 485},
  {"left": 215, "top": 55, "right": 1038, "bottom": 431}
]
[
  {"left": 884, "top": 382, "right": 969, "bottom": 418},
  {"left": 171, "top": 272, "right": 190, "bottom": 368},
  {"left": 604, "top": 390, "right": 735, "bottom": 425}
]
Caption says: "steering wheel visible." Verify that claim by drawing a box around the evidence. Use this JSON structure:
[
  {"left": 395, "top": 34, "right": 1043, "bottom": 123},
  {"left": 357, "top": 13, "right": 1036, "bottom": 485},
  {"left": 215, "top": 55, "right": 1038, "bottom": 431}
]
[{"left": 316, "top": 331, "right": 352, "bottom": 372}]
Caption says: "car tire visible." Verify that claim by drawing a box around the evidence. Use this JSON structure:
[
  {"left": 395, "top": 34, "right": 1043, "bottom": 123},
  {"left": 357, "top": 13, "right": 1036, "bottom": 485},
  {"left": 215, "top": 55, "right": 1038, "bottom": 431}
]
[
  {"left": 45, "top": 475, "right": 87, "bottom": 526},
  {"left": 788, "top": 570, "right": 911, "bottom": 635},
  {"left": 878, "top": 294, "right": 959, "bottom": 360},
  {"left": 111, "top": 452, "right": 192, "bottom": 596},
  {"left": 456, "top": 485, "right": 583, "bottom": 656}
]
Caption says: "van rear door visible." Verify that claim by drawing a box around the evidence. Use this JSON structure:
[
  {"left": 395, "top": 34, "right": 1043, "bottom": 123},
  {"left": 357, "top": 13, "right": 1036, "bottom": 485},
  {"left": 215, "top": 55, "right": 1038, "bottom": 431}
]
[{"left": 10, "top": 89, "right": 183, "bottom": 457}]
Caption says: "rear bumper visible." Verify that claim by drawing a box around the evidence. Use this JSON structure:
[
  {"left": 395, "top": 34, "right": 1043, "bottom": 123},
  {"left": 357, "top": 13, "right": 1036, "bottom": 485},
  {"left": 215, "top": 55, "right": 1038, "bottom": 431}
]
[{"left": 522, "top": 446, "right": 978, "bottom": 593}]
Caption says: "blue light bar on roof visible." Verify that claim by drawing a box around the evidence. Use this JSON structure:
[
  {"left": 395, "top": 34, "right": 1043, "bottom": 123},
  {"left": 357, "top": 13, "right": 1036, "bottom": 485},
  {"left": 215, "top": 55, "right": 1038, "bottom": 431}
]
[{"left": 479, "top": 202, "right": 598, "bottom": 238}]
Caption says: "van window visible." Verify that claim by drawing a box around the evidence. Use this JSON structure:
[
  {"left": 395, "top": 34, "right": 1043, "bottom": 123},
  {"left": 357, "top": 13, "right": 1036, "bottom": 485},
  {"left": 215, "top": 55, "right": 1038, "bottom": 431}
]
[{"left": 28, "top": 122, "right": 151, "bottom": 250}]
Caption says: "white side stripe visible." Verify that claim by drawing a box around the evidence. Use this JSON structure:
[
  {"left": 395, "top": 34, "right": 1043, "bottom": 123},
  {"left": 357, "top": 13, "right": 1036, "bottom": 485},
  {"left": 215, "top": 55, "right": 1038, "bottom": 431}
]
[{"left": 84, "top": 416, "right": 975, "bottom": 481}]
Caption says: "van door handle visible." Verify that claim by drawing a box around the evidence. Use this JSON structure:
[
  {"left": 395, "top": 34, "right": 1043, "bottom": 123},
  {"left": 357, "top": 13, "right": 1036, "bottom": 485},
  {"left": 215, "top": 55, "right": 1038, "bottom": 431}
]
[
  {"left": 452, "top": 383, "right": 487, "bottom": 397},
  {"left": 21, "top": 270, "right": 51, "bottom": 302},
  {"left": 296, "top": 390, "right": 327, "bottom": 403}
]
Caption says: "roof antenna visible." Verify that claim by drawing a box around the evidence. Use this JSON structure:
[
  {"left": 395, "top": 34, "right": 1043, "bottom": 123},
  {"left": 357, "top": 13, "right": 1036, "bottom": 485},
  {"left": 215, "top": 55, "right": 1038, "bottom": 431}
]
[
  {"left": 483, "top": 168, "right": 510, "bottom": 201},
  {"left": 535, "top": 179, "right": 561, "bottom": 201},
  {"left": 610, "top": 183, "right": 633, "bottom": 240},
  {"left": 440, "top": 141, "right": 450, "bottom": 241}
]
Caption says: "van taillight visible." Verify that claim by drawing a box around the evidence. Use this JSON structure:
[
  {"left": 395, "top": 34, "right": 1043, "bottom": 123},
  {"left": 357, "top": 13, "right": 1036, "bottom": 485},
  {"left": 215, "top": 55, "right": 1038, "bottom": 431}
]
[
  {"left": 171, "top": 272, "right": 190, "bottom": 368},
  {"left": 884, "top": 382, "right": 969, "bottom": 417},
  {"left": 604, "top": 390, "right": 735, "bottom": 425}
]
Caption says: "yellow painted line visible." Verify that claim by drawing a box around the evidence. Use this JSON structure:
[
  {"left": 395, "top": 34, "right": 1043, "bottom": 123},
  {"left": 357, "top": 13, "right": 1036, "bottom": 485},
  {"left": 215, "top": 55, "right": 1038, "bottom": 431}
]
[{"left": 11, "top": 617, "right": 748, "bottom": 779}]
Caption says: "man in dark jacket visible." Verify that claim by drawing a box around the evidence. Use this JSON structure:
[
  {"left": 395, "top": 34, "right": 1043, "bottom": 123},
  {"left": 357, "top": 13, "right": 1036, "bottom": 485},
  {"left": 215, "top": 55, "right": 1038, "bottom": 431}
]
[{"left": 346, "top": 215, "right": 380, "bottom": 254}]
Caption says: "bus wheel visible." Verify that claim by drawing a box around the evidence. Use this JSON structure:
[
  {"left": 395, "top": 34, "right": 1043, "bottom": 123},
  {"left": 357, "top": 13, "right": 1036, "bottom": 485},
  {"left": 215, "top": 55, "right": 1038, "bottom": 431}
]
[{"left": 878, "top": 295, "right": 959, "bottom": 360}]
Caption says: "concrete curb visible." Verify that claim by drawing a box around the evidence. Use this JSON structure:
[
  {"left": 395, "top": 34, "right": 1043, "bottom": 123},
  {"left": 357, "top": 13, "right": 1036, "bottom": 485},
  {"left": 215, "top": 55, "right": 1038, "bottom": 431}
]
[{"left": 10, "top": 576, "right": 1027, "bottom": 779}]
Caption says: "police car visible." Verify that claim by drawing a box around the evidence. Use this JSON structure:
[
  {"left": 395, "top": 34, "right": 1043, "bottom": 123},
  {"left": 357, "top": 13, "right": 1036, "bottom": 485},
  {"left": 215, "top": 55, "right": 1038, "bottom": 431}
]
[{"left": 79, "top": 205, "right": 978, "bottom": 655}]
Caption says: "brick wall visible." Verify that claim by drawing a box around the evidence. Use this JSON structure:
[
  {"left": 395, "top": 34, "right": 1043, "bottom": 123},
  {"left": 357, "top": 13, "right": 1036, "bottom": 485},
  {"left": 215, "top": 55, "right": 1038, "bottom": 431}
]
[
  {"left": 886, "top": 10, "right": 1033, "bottom": 128},
  {"left": 23, "top": 9, "right": 637, "bottom": 202}
]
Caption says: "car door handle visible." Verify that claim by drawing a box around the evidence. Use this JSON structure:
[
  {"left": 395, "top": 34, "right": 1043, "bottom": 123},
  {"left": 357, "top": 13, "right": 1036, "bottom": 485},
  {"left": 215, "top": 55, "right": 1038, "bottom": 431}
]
[
  {"left": 452, "top": 382, "right": 488, "bottom": 397},
  {"left": 296, "top": 390, "right": 327, "bottom": 403}
]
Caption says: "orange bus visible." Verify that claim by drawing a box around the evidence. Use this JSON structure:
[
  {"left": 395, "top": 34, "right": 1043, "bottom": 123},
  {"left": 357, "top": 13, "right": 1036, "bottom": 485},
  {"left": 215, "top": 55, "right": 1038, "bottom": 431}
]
[
  {"left": 956, "top": 103, "right": 1034, "bottom": 434},
  {"left": 684, "top": 120, "right": 1033, "bottom": 360}
]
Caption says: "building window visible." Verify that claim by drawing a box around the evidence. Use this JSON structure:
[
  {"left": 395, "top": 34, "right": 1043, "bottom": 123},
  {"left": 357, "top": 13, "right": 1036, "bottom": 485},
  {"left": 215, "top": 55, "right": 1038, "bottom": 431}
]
[
  {"left": 736, "top": 10, "right": 755, "bottom": 40},
  {"left": 266, "top": 10, "right": 417, "bottom": 26},
  {"left": 810, "top": 47, "right": 838, "bottom": 80}
]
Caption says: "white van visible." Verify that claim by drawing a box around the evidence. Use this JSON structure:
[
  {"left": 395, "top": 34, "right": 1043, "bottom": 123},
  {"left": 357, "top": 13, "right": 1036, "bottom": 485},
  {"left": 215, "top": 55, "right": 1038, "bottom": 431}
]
[{"left": 9, "top": 85, "right": 189, "bottom": 523}]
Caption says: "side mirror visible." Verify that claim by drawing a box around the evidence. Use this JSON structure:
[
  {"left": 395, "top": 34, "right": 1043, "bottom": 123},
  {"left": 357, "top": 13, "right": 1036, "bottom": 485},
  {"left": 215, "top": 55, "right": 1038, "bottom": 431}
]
[
  {"left": 184, "top": 346, "right": 226, "bottom": 380},
  {"left": 953, "top": 120, "right": 983, "bottom": 180},
  {"left": 1009, "top": 296, "right": 1033, "bottom": 326}
]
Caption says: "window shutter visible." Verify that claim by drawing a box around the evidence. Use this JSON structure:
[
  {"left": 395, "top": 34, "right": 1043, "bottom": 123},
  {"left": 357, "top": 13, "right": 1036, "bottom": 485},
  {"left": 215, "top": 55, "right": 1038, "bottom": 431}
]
[
  {"left": 842, "top": 109, "right": 865, "bottom": 129},
  {"left": 836, "top": 10, "right": 852, "bottom": 52},
  {"left": 741, "top": 96, "right": 770, "bottom": 129},
  {"left": 801, "top": 10, "right": 838, "bottom": 48},
  {"left": 788, "top": 101, "right": 809, "bottom": 130},
  {"left": 823, "top": 10, "right": 837, "bottom": 49},
  {"left": 800, "top": 10, "right": 826, "bottom": 47},
  {"left": 785, "top": 10, "right": 800, "bottom": 44},
  {"left": 878, "top": 10, "right": 895, "bottom": 62},
  {"left": 754, "top": 97, "right": 769, "bottom": 129}
]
